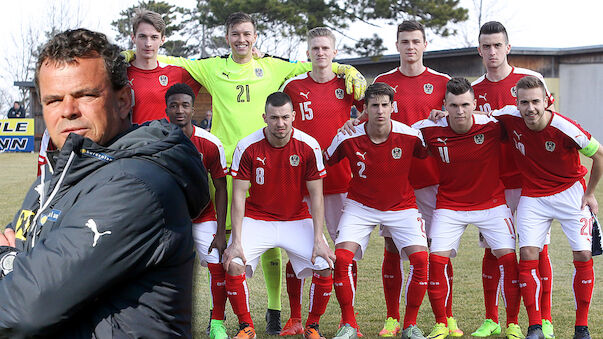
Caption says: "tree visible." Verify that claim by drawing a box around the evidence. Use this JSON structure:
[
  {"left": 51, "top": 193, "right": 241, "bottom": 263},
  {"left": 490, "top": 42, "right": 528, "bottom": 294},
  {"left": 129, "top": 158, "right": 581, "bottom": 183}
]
[{"left": 342, "top": 34, "right": 387, "bottom": 59}]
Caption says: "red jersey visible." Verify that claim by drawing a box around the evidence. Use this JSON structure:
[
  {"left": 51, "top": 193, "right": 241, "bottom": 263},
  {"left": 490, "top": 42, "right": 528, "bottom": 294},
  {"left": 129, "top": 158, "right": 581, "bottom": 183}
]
[
  {"left": 472, "top": 67, "right": 555, "bottom": 189},
  {"left": 127, "top": 62, "right": 201, "bottom": 125},
  {"left": 282, "top": 72, "right": 360, "bottom": 195},
  {"left": 190, "top": 126, "right": 228, "bottom": 223},
  {"left": 325, "top": 121, "right": 428, "bottom": 211},
  {"left": 373, "top": 67, "right": 450, "bottom": 189},
  {"left": 414, "top": 115, "right": 506, "bottom": 211},
  {"left": 230, "top": 128, "right": 326, "bottom": 221},
  {"left": 493, "top": 106, "right": 590, "bottom": 197}
]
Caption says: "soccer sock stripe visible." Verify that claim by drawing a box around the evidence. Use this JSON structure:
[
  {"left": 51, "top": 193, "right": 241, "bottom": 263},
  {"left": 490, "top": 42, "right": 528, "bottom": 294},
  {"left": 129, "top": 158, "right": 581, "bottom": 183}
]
[
  {"left": 482, "top": 248, "right": 500, "bottom": 322},
  {"left": 428, "top": 253, "right": 449, "bottom": 324},
  {"left": 382, "top": 248, "right": 402, "bottom": 320},
  {"left": 445, "top": 257, "right": 454, "bottom": 318},
  {"left": 403, "top": 251, "right": 428, "bottom": 328},
  {"left": 208, "top": 263, "right": 227, "bottom": 320},
  {"left": 519, "top": 259, "right": 541, "bottom": 326},
  {"left": 498, "top": 252, "right": 520, "bottom": 326},
  {"left": 226, "top": 272, "right": 254, "bottom": 326},
  {"left": 306, "top": 273, "right": 333, "bottom": 326},
  {"left": 334, "top": 248, "right": 358, "bottom": 327}
]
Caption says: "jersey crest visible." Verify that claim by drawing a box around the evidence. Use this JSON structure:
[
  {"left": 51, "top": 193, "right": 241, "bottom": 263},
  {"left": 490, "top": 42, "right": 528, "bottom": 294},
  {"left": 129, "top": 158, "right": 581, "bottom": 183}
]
[
  {"left": 255, "top": 68, "right": 264, "bottom": 78},
  {"left": 159, "top": 75, "right": 168, "bottom": 86},
  {"left": 335, "top": 88, "right": 345, "bottom": 99},
  {"left": 424, "top": 83, "right": 434, "bottom": 94},
  {"left": 511, "top": 86, "right": 517, "bottom": 97},
  {"left": 289, "top": 154, "right": 300, "bottom": 166},
  {"left": 545, "top": 140, "right": 556, "bottom": 152},
  {"left": 392, "top": 147, "right": 402, "bottom": 159},
  {"left": 474, "top": 133, "right": 485, "bottom": 145}
]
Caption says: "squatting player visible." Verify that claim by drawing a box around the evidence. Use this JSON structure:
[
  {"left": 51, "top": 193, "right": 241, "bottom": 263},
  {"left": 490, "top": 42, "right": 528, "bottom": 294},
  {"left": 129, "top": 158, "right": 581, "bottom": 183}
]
[
  {"left": 279, "top": 26, "right": 360, "bottom": 336},
  {"left": 222, "top": 92, "right": 335, "bottom": 339},
  {"left": 415, "top": 78, "right": 522, "bottom": 339},
  {"left": 492, "top": 76, "right": 602, "bottom": 339},
  {"left": 325, "top": 83, "right": 430, "bottom": 339},
  {"left": 471, "top": 21, "right": 556, "bottom": 338},
  {"left": 164, "top": 83, "right": 229, "bottom": 339}
]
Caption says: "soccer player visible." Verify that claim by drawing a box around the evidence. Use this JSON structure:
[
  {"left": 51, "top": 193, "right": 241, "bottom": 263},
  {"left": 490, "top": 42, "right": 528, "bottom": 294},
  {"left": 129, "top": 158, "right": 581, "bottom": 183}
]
[
  {"left": 279, "top": 26, "right": 360, "bottom": 336},
  {"left": 492, "top": 76, "right": 602, "bottom": 339},
  {"left": 223, "top": 92, "right": 335, "bottom": 339},
  {"left": 471, "top": 21, "right": 556, "bottom": 338},
  {"left": 127, "top": 9, "right": 201, "bottom": 124},
  {"left": 343, "top": 20, "right": 456, "bottom": 337},
  {"left": 126, "top": 13, "right": 366, "bottom": 331},
  {"left": 164, "top": 83, "right": 229, "bottom": 339},
  {"left": 415, "top": 78, "right": 522, "bottom": 339},
  {"left": 325, "top": 83, "right": 430, "bottom": 339}
]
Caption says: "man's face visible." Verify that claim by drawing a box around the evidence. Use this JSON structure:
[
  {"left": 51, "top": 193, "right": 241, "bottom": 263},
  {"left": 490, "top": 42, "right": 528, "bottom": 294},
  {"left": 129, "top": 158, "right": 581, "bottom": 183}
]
[
  {"left": 396, "top": 30, "right": 427, "bottom": 65},
  {"left": 263, "top": 103, "right": 295, "bottom": 140},
  {"left": 517, "top": 86, "right": 548, "bottom": 131},
  {"left": 226, "top": 21, "right": 257, "bottom": 59},
  {"left": 364, "top": 94, "right": 393, "bottom": 126},
  {"left": 477, "top": 33, "right": 510, "bottom": 70},
  {"left": 166, "top": 93, "right": 194, "bottom": 128},
  {"left": 445, "top": 91, "right": 476, "bottom": 133},
  {"left": 132, "top": 22, "right": 165, "bottom": 61},
  {"left": 39, "top": 57, "right": 131, "bottom": 149},
  {"left": 13, "top": 102, "right": 19, "bottom": 109},
  {"left": 307, "top": 36, "right": 337, "bottom": 68}
]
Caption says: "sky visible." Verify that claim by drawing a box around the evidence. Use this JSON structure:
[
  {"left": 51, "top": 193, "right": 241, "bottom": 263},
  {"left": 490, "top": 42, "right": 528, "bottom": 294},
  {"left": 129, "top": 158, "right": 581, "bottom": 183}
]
[{"left": 1, "top": 0, "right": 602, "bottom": 112}]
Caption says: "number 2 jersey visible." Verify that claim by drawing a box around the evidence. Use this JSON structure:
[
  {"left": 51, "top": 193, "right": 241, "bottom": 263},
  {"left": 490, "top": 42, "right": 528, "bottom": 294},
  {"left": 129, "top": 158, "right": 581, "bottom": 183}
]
[
  {"left": 281, "top": 72, "right": 361, "bottom": 195},
  {"left": 325, "top": 121, "right": 427, "bottom": 211},
  {"left": 230, "top": 128, "right": 325, "bottom": 221}
]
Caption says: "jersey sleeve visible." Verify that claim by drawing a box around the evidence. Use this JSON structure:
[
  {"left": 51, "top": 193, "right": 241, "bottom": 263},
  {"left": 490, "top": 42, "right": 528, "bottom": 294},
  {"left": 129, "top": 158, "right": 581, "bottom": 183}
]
[
  {"left": 324, "top": 132, "right": 347, "bottom": 166},
  {"left": 304, "top": 142, "right": 327, "bottom": 181},
  {"left": 157, "top": 55, "right": 212, "bottom": 89},
  {"left": 181, "top": 67, "right": 202, "bottom": 94},
  {"left": 413, "top": 130, "right": 429, "bottom": 159},
  {"left": 205, "top": 140, "right": 228, "bottom": 180},
  {"left": 269, "top": 57, "right": 313, "bottom": 82},
  {"left": 230, "top": 143, "right": 252, "bottom": 180}
]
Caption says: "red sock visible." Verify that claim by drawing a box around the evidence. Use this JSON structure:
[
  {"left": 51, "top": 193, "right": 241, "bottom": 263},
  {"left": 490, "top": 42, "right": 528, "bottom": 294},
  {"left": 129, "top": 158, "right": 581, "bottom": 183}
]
[
  {"left": 446, "top": 257, "right": 454, "bottom": 318},
  {"left": 403, "top": 251, "right": 428, "bottom": 328},
  {"left": 482, "top": 248, "right": 500, "bottom": 322},
  {"left": 382, "top": 248, "right": 402, "bottom": 321},
  {"left": 498, "top": 253, "right": 520, "bottom": 325},
  {"left": 208, "top": 263, "right": 227, "bottom": 320},
  {"left": 286, "top": 261, "right": 304, "bottom": 319},
  {"left": 334, "top": 248, "right": 357, "bottom": 328},
  {"left": 352, "top": 260, "right": 358, "bottom": 289},
  {"left": 573, "top": 259, "right": 594, "bottom": 327},
  {"left": 519, "top": 260, "right": 541, "bottom": 326},
  {"left": 428, "top": 253, "right": 449, "bottom": 324},
  {"left": 539, "top": 245, "right": 553, "bottom": 322},
  {"left": 226, "top": 273, "right": 253, "bottom": 327},
  {"left": 306, "top": 273, "right": 333, "bottom": 326}
]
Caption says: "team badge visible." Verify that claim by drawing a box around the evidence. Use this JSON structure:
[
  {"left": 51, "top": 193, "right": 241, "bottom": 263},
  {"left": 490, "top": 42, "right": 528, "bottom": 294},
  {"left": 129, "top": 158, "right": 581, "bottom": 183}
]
[
  {"left": 40, "top": 209, "right": 61, "bottom": 225},
  {"left": 545, "top": 141, "right": 556, "bottom": 152},
  {"left": 158, "top": 75, "right": 169, "bottom": 86},
  {"left": 474, "top": 134, "right": 485, "bottom": 144},
  {"left": 423, "top": 83, "right": 434, "bottom": 94},
  {"left": 391, "top": 147, "right": 402, "bottom": 159},
  {"left": 255, "top": 68, "right": 264, "bottom": 78},
  {"left": 289, "top": 154, "right": 300, "bottom": 166},
  {"left": 335, "top": 88, "right": 345, "bottom": 99},
  {"left": 511, "top": 86, "right": 517, "bottom": 98}
]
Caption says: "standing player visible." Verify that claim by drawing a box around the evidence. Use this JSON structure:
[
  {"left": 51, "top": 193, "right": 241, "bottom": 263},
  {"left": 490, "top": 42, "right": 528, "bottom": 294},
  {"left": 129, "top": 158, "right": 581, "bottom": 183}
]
[
  {"left": 471, "top": 21, "right": 556, "bottom": 338},
  {"left": 415, "top": 78, "right": 522, "bottom": 339},
  {"left": 222, "top": 92, "right": 335, "bottom": 339},
  {"left": 326, "top": 83, "right": 430, "bottom": 339},
  {"left": 128, "top": 9, "right": 201, "bottom": 124},
  {"left": 164, "top": 83, "right": 229, "bottom": 339},
  {"left": 492, "top": 76, "right": 602, "bottom": 339},
  {"left": 279, "top": 26, "right": 360, "bottom": 336},
  {"left": 127, "top": 13, "right": 366, "bottom": 332}
]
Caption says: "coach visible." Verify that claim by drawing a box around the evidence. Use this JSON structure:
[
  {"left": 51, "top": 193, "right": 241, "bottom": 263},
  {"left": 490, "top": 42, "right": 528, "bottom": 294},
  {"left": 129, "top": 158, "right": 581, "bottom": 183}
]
[{"left": 0, "top": 28, "right": 208, "bottom": 338}]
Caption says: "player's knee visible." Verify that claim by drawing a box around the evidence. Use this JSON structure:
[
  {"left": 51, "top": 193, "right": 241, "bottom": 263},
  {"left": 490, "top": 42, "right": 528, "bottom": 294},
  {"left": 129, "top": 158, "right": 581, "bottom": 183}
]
[
  {"left": 519, "top": 246, "right": 539, "bottom": 261},
  {"left": 313, "top": 268, "right": 332, "bottom": 277},
  {"left": 492, "top": 248, "right": 515, "bottom": 258},
  {"left": 227, "top": 261, "right": 245, "bottom": 276},
  {"left": 573, "top": 250, "right": 592, "bottom": 262}
]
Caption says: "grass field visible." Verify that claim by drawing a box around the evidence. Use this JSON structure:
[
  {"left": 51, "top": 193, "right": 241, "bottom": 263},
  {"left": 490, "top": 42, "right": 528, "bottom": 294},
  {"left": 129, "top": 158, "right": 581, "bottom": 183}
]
[{"left": 1, "top": 152, "right": 602, "bottom": 338}]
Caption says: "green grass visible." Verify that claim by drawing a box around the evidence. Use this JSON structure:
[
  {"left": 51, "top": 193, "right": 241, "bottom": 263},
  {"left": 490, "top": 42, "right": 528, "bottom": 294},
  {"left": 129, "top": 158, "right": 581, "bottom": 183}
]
[{"left": 2, "top": 153, "right": 602, "bottom": 338}]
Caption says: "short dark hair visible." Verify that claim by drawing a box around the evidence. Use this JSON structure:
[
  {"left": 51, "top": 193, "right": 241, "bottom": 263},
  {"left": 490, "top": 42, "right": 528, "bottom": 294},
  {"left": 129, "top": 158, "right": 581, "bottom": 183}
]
[
  {"left": 35, "top": 28, "right": 128, "bottom": 94},
  {"left": 397, "top": 20, "right": 426, "bottom": 41},
  {"left": 479, "top": 21, "right": 508, "bottom": 44},
  {"left": 225, "top": 12, "right": 256, "bottom": 34},
  {"left": 265, "top": 92, "right": 292, "bottom": 112},
  {"left": 132, "top": 9, "right": 166, "bottom": 36},
  {"left": 446, "top": 77, "right": 474, "bottom": 97},
  {"left": 364, "top": 82, "right": 395, "bottom": 103},
  {"left": 516, "top": 75, "right": 545, "bottom": 92},
  {"left": 165, "top": 83, "right": 195, "bottom": 104}
]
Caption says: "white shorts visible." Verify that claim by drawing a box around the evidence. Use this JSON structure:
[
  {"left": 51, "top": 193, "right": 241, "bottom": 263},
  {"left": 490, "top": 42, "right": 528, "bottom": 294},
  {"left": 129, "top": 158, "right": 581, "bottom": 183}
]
[
  {"left": 228, "top": 217, "right": 330, "bottom": 278},
  {"left": 193, "top": 221, "right": 221, "bottom": 266},
  {"left": 517, "top": 181, "right": 591, "bottom": 251},
  {"left": 304, "top": 192, "right": 347, "bottom": 242},
  {"left": 335, "top": 199, "right": 427, "bottom": 261},
  {"left": 430, "top": 205, "right": 516, "bottom": 258},
  {"left": 380, "top": 184, "right": 438, "bottom": 238}
]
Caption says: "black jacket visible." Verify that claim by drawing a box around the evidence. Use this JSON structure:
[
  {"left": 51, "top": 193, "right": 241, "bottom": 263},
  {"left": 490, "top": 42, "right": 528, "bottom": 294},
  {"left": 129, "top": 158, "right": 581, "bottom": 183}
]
[{"left": 0, "top": 120, "right": 209, "bottom": 338}]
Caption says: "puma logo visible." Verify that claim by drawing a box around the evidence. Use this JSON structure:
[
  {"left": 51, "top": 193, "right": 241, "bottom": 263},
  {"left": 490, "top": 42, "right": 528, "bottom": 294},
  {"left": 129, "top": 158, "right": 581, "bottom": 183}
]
[
  {"left": 479, "top": 93, "right": 487, "bottom": 101},
  {"left": 437, "top": 137, "right": 448, "bottom": 145},
  {"left": 222, "top": 72, "right": 230, "bottom": 78},
  {"left": 85, "top": 219, "right": 111, "bottom": 247},
  {"left": 513, "top": 131, "right": 522, "bottom": 140},
  {"left": 256, "top": 157, "right": 266, "bottom": 165},
  {"left": 392, "top": 85, "right": 399, "bottom": 92},
  {"left": 300, "top": 91, "right": 310, "bottom": 99},
  {"left": 355, "top": 151, "right": 366, "bottom": 160}
]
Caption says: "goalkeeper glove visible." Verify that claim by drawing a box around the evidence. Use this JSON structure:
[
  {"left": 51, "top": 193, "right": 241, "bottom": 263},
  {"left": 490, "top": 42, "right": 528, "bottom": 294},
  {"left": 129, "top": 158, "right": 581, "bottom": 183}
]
[{"left": 333, "top": 63, "right": 366, "bottom": 101}]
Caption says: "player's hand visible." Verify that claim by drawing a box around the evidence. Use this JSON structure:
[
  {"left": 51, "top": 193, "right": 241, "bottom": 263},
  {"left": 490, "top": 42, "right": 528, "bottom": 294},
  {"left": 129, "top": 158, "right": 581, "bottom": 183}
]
[
  {"left": 222, "top": 241, "right": 246, "bottom": 272},
  {"left": 312, "top": 238, "right": 335, "bottom": 269},
  {"left": 429, "top": 109, "right": 448, "bottom": 121},
  {"left": 120, "top": 50, "right": 135, "bottom": 62},
  {"left": 582, "top": 193, "right": 599, "bottom": 215},
  {"left": 336, "top": 64, "right": 367, "bottom": 101},
  {"left": 252, "top": 47, "right": 265, "bottom": 59},
  {"left": 2, "top": 229, "right": 16, "bottom": 248},
  {"left": 338, "top": 118, "right": 360, "bottom": 136},
  {"left": 209, "top": 232, "right": 227, "bottom": 262}
]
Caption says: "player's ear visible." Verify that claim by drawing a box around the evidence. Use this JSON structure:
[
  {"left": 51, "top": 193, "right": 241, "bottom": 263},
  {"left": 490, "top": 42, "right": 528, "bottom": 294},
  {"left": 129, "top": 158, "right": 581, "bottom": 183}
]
[
  {"left": 506, "top": 43, "right": 511, "bottom": 55},
  {"left": 263, "top": 113, "right": 267, "bottom": 123},
  {"left": 116, "top": 86, "right": 133, "bottom": 120}
]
